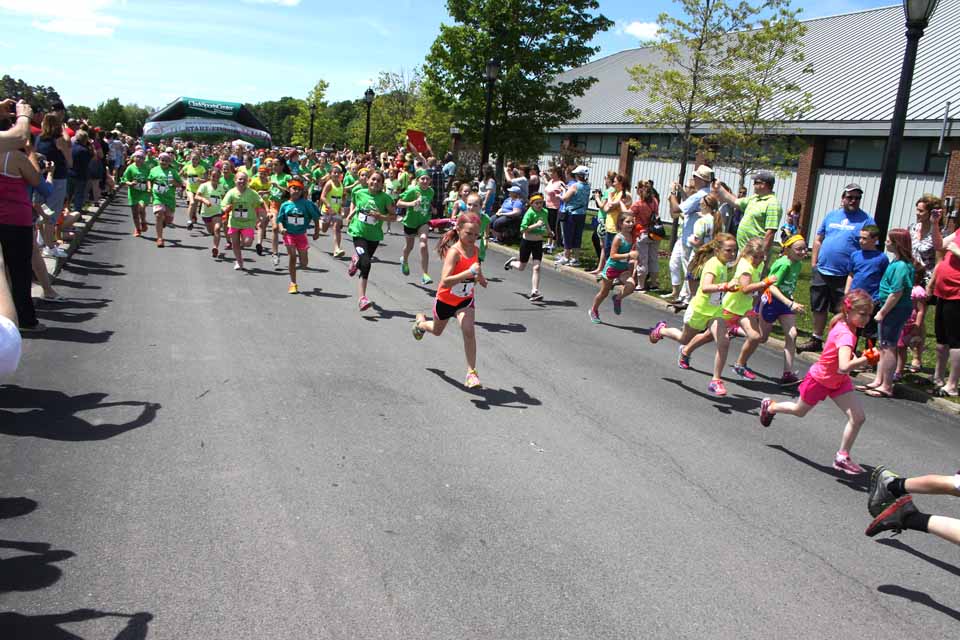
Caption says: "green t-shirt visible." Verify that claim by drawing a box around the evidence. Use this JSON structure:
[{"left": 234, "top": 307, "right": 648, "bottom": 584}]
[
  {"left": 690, "top": 256, "right": 729, "bottom": 317},
  {"left": 269, "top": 173, "right": 291, "bottom": 202},
  {"left": 878, "top": 259, "right": 915, "bottom": 311},
  {"left": 182, "top": 163, "right": 207, "bottom": 192},
  {"left": 768, "top": 255, "right": 802, "bottom": 298},
  {"left": 342, "top": 174, "right": 357, "bottom": 204},
  {"left": 735, "top": 194, "right": 782, "bottom": 249},
  {"left": 222, "top": 187, "right": 264, "bottom": 229},
  {"left": 722, "top": 257, "right": 762, "bottom": 316},
  {"left": 397, "top": 171, "right": 411, "bottom": 192},
  {"left": 277, "top": 198, "right": 320, "bottom": 235},
  {"left": 220, "top": 175, "right": 236, "bottom": 191},
  {"left": 520, "top": 206, "right": 549, "bottom": 237},
  {"left": 148, "top": 165, "right": 180, "bottom": 207},
  {"left": 399, "top": 184, "right": 434, "bottom": 229},
  {"left": 348, "top": 189, "right": 394, "bottom": 242},
  {"left": 197, "top": 180, "right": 227, "bottom": 218},
  {"left": 122, "top": 163, "right": 151, "bottom": 204},
  {"left": 478, "top": 212, "right": 491, "bottom": 262}
]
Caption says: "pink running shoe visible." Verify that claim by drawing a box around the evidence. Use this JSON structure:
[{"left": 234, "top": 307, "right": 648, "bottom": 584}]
[
  {"left": 649, "top": 320, "right": 667, "bottom": 344},
  {"left": 707, "top": 379, "right": 727, "bottom": 396},
  {"left": 759, "top": 398, "right": 774, "bottom": 427},
  {"left": 358, "top": 296, "right": 372, "bottom": 311},
  {"left": 833, "top": 453, "right": 865, "bottom": 475},
  {"left": 348, "top": 255, "right": 359, "bottom": 277},
  {"left": 465, "top": 369, "right": 481, "bottom": 389}
]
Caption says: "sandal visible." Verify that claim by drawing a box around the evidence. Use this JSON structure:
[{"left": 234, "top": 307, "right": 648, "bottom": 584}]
[
  {"left": 855, "top": 384, "right": 878, "bottom": 392},
  {"left": 864, "top": 388, "right": 894, "bottom": 398},
  {"left": 933, "top": 386, "right": 959, "bottom": 398}
]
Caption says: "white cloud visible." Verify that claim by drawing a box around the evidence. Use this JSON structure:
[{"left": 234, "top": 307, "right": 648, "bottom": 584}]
[
  {"left": 618, "top": 20, "right": 660, "bottom": 40},
  {"left": 240, "top": 0, "right": 301, "bottom": 5},
  {"left": 0, "top": 0, "right": 122, "bottom": 36}
]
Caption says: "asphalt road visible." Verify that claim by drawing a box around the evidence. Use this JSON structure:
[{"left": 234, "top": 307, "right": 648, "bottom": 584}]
[{"left": 3, "top": 199, "right": 960, "bottom": 639}]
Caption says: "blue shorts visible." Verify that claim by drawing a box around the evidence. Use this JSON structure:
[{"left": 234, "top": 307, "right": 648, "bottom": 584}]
[
  {"left": 757, "top": 295, "right": 794, "bottom": 324},
  {"left": 878, "top": 304, "right": 912, "bottom": 348}
]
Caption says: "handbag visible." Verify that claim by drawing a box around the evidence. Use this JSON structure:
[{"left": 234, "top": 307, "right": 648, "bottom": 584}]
[{"left": 648, "top": 215, "right": 666, "bottom": 241}]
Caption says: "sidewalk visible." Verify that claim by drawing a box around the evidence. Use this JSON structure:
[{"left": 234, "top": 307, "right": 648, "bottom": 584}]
[{"left": 484, "top": 240, "right": 960, "bottom": 418}]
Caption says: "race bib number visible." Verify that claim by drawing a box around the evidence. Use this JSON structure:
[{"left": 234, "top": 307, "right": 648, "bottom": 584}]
[
  {"left": 331, "top": 195, "right": 341, "bottom": 205},
  {"left": 289, "top": 214, "right": 304, "bottom": 226},
  {"left": 358, "top": 210, "right": 378, "bottom": 224},
  {"left": 155, "top": 184, "right": 168, "bottom": 194},
  {"left": 208, "top": 195, "right": 220, "bottom": 206},
  {"left": 709, "top": 291, "right": 725, "bottom": 307},
  {"left": 135, "top": 181, "right": 147, "bottom": 190},
  {"left": 452, "top": 280, "right": 475, "bottom": 298},
  {"left": 188, "top": 176, "right": 200, "bottom": 184},
  {"left": 234, "top": 207, "right": 249, "bottom": 219}
]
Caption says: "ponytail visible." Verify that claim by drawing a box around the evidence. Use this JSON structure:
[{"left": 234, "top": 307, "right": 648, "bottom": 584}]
[{"left": 437, "top": 213, "right": 481, "bottom": 258}]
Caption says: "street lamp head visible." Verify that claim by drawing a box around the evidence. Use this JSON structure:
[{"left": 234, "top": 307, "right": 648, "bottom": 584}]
[
  {"left": 364, "top": 88, "right": 375, "bottom": 104},
  {"left": 309, "top": 102, "right": 317, "bottom": 114},
  {"left": 485, "top": 58, "right": 500, "bottom": 82},
  {"left": 903, "top": 0, "right": 939, "bottom": 25}
]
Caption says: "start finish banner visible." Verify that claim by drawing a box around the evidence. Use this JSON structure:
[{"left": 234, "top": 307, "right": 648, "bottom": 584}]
[{"left": 142, "top": 118, "right": 272, "bottom": 148}]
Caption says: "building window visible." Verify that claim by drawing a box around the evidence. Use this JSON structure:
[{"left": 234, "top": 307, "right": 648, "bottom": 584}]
[
  {"left": 547, "top": 134, "right": 562, "bottom": 152},
  {"left": 821, "top": 137, "right": 944, "bottom": 175},
  {"left": 600, "top": 134, "right": 619, "bottom": 155}
]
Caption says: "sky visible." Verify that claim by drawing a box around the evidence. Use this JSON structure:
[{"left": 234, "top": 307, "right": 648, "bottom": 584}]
[{"left": 1, "top": 0, "right": 895, "bottom": 111}]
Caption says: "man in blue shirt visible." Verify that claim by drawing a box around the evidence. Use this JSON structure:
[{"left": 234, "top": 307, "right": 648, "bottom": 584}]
[
  {"left": 665, "top": 164, "right": 712, "bottom": 304},
  {"left": 798, "top": 183, "right": 875, "bottom": 352},
  {"left": 490, "top": 186, "right": 525, "bottom": 241}
]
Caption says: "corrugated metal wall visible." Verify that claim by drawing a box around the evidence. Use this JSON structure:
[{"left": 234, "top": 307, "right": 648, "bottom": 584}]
[{"left": 809, "top": 169, "right": 943, "bottom": 236}]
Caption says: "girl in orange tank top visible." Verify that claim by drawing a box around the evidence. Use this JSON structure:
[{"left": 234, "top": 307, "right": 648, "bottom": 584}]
[{"left": 412, "top": 208, "right": 488, "bottom": 389}]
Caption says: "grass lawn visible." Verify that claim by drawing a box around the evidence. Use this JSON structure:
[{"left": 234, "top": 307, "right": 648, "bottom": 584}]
[{"left": 502, "top": 214, "right": 954, "bottom": 403}]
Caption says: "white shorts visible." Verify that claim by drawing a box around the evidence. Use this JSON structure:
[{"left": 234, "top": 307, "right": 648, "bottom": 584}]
[{"left": 0, "top": 315, "right": 22, "bottom": 379}]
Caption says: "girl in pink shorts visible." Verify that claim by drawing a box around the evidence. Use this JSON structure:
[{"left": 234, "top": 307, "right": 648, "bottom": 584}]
[{"left": 759, "top": 289, "right": 876, "bottom": 475}]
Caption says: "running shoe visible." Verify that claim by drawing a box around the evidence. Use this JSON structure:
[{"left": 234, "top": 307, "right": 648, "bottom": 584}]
[
  {"left": 187, "top": 221, "right": 194, "bottom": 231},
  {"left": 865, "top": 495, "right": 916, "bottom": 537},
  {"left": 589, "top": 309, "right": 600, "bottom": 324},
  {"left": 156, "top": 238, "right": 164, "bottom": 248},
  {"left": 421, "top": 274, "right": 433, "bottom": 285},
  {"left": 732, "top": 364, "right": 757, "bottom": 380},
  {"left": 256, "top": 243, "right": 263, "bottom": 256},
  {"left": 707, "top": 379, "right": 727, "bottom": 396},
  {"left": 649, "top": 320, "right": 667, "bottom": 344},
  {"left": 465, "top": 369, "right": 481, "bottom": 389},
  {"left": 759, "top": 397, "right": 774, "bottom": 427},
  {"left": 503, "top": 258, "right": 513, "bottom": 271},
  {"left": 529, "top": 291, "right": 543, "bottom": 302},
  {"left": 778, "top": 371, "right": 800, "bottom": 386},
  {"left": 288, "top": 283, "right": 299, "bottom": 294},
  {"left": 412, "top": 313, "right": 426, "bottom": 341},
  {"left": 358, "top": 296, "right": 373, "bottom": 311},
  {"left": 401, "top": 260, "right": 410, "bottom": 276},
  {"left": 212, "top": 247, "right": 219, "bottom": 258},
  {"left": 612, "top": 294, "right": 622, "bottom": 315},
  {"left": 555, "top": 256, "right": 569, "bottom": 266},
  {"left": 677, "top": 346, "right": 691, "bottom": 369},
  {"left": 333, "top": 248, "right": 346, "bottom": 258},
  {"left": 273, "top": 254, "right": 280, "bottom": 267},
  {"left": 347, "top": 256, "right": 359, "bottom": 277},
  {"left": 833, "top": 453, "right": 865, "bottom": 475},
  {"left": 868, "top": 466, "right": 901, "bottom": 517},
  {"left": 234, "top": 261, "right": 242, "bottom": 271},
  {"left": 568, "top": 258, "right": 580, "bottom": 267},
  {"left": 132, "top": 229, "right": 141, "bottom": 238}
]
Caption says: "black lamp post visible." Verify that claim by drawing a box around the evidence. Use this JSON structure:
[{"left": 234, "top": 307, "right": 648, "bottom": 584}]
[
  {"left": 480, "top": 58, "right": 500, "bottom": 178},
  {"left": 363, "top": 88, "right": 375, "bottom": 152},
  {"left": 309, "top": 102, "right": 317, "bottom": 150},
  {"left": 874, "top": 0, "right": 940, "bottom": 240}
]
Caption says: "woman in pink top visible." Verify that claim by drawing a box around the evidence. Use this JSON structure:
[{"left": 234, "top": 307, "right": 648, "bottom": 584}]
[
  {"left": 0, "top": 137, "right": 43, "bottom": 331},
  {"left": 630, "top": 179, "right": 660, "bottom": 290},
  {"left": 542, "top": 166, "right": 565, "bottom": 254},
  {"left": 759, "top": 289, "right": 875, "bottom": 475}
]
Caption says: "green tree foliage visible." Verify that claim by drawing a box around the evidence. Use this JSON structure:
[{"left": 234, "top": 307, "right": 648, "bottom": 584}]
[
  {"left": 424, "top": 0, "right": 612, "bottom": 164},
  {"left": 0, "top": 75, "right": 61, "bottom": 111},
  {"left": 291, "top": 80, "right": 336, "bottom": 148},
  {"left": 708, "top": 2, "right": 813, "bottom": 190},
  {"left": 246, "top": 97, "right": 304, "bottom": 146},
  {"left": 67, "top": 104, "right": 93, "bottom": 121},
  {"left": 91, "top": 97, "right": 125, "bottom": 130}
]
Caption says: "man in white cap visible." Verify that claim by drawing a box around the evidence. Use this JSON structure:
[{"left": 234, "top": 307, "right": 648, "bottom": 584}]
[
  {"left": 664, "top": 164, "right": 712, "bottom": 304},
  {"left": 798, "top": 183, "right": 875, "bottom": 352}
]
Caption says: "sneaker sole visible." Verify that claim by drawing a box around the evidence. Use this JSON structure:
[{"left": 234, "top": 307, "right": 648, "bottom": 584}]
[{"left": 865, "top": 495, "right": 913, "bottom": 537}]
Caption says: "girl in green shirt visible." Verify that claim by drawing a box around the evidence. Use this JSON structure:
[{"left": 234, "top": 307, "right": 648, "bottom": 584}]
[
  {"left": 121, "top": 151, "right": 150, "bottom": 236},
  {"left": 345, "top": 170, "right": 399, "bottom": 311}
]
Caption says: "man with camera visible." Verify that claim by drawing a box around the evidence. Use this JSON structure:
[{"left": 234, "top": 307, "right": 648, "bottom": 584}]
[{"left": 665, "top": 164, "right": 713, "bottom": 305}]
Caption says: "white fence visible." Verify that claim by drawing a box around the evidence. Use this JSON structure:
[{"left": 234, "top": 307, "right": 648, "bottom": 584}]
[{"left": 809, "top": 169, "right": 943, "bottom": 237}]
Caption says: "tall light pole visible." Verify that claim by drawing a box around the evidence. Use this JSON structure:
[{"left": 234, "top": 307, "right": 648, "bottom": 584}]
[
  {"left": 480, "top": 58, "right": 500, "bottom": 178},
  {"left": 363, "top": 88, "right": 375, "bottom": 152},
  {"left": 309, "top": 102, "right": 317, "bottom": 150},
  {"left": 874, "top": 0, "right": 940, "bottom": 240}
]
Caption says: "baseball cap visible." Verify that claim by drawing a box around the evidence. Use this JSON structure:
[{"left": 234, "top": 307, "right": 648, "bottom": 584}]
[
  {"left": 843, "top": 183, "right": 863, "bottom": 194},
  {"left": 693, "top": 165, "right": 713, "bottom": 181},
  {"left": 508, "top": 186, "right": 521, "bottom": 194},
  {"left": 572, "top": 165, "right": 589, "bottom": 176},
  {"left": 753, "top": 170, "right": 776, "bottom": 185}
]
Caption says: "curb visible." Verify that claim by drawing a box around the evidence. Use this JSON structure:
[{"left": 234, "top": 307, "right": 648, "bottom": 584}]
[
  {"left": 485, "top": 240, "right": 960, "bottom": 417},
  {"left": 34, "top": 195, "right": 113, "bottom": 297}
]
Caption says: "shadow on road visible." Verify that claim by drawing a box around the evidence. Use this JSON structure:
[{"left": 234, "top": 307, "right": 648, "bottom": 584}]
[
  {"left": 299, "top": 288, "right": 350, "bottom": 299},
  {"left": 0, "top": 387, "right": 159, "bottom": 441},
  {"left": 407, "top": 282, "right": 437, "bottom": 298},
  {"left": 0, "top": 610, "right": 154, "bottom": 639},
  {"left": 363, "top": 304, "right": 416, "bottom": 322},
  {"left": 876, "top": 538, "right": 960, "bottom": 578},
  {"left": 0, "top": 539, "right": 74, "bottom": 593},
  {"left": 37, "top": 298, "right": 111, "bottom": 310},
  {"left": 427, "top": 368, "right": 541, "bottom": 410},
  {"left": 512, "top": 292, "right": 577, "bottom": 307},
  {"left": 766, "top": 444, "right": 872, "bottom": 492},
  {"left": 61, "top": 259, "right": 126, "bottom": 277},
  {"left": 21, "top": 327, "right": 114, "bottom": 344},
  {"left": 0, "top": 497, "right": 38, "bottom": 520},
  {"left": 877, "top": 584, "right": 960, "bottom": 622},
  {"left": 474, "top": 321, "right": 526, "bottom": 333},
  {"left": 661, "top": 377, "right": 757, "bottom": 417}
]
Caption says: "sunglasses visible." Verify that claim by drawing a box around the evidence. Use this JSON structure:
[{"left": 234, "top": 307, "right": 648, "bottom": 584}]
[{"left": 844, "top": 195, "right": 862, "bottom": 201}]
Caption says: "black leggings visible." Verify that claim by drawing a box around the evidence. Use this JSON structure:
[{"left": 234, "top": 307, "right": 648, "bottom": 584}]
[
  {"left": 0, "top": 224, "right": 37, "bottom": 327},
  {"left": 352, "top": 236, "right": 379, "bottom": 279}
]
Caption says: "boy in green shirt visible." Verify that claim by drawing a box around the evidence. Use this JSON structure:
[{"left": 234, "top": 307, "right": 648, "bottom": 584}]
[{"left": 503, "top": 194, "right": 549, "bottom": 301}]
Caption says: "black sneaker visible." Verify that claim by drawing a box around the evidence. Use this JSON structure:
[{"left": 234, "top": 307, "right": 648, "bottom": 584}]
[
  {"left": 796, "top": 337, "right": 823, "bottom": 353},
  {"left": 503, "top": 257, "right": 513, "bottom": 271},
  {"left": 256, "top": 243, "right": 264, "bottom": 256},
  {"left": 187, "top": 221, "right": 194, "bottom": 231},
  {"left": 868, "top": 466, "right": 900, "bottom": 517},
  {"left": 529, "top": 291, "right": 543, "bottom": 302},
  {"left": 865, "top": 495, "right": 916, "bottom": 537}
]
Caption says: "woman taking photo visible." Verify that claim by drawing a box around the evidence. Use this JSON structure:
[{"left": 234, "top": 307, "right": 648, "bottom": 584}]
[{"left": 631, "top": 179, "right": 661, "bottom": 291}]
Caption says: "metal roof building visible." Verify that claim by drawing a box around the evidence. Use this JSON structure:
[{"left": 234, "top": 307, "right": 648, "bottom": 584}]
[{"left": 541, "top": 3, "right": 960, "bottom": 234}]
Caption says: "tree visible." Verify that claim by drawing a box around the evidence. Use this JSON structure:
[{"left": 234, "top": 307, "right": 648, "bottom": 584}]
[
  {"left": 424, "top": 0, "right": 612, "bottom": 167},
  {"left": 247, "top": 97, "right": 304, "bottom": 146},
  {"left": 709, "top": 2, "right": 813, "bottom": 191},
  {"left": 91, "top": 98, "right": 126, "bottom": 131},
  {"left": 67, "top": 104, "right": 93, "bottom": 121},
  {"left": 626, "top": 0, "right": 772, "bottom": 245},
  {"left": 290, "top": 80, "right": 337, "bottom": 148},
  {"left": 0, "top": 75, "right": 61, "bottom": 111}
]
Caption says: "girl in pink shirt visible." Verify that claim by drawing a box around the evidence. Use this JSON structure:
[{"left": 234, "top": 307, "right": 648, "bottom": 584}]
[{"left": 759, "top": 289, "right": 875, "bottom": 475}]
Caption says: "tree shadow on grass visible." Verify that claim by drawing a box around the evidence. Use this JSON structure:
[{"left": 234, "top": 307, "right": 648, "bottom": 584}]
[
  {"left": 427, "top": 368, "right": 541, "bottom": 410},
  {"left": 766, "top": 444, "right": 872, "bottom": 492},
  {"left": 0, "top": 386, "right": 159, "bottom": 441},
  {"left": 877, "top": 584, "right": 960, "bottom": 622}
]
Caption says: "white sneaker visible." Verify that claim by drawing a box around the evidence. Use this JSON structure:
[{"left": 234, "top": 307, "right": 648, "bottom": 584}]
[
  {"left": 41, "top": 247, "right": 55, "bottom": 258},
  {"left": 53, "top": 246, "right": 68, "bottom": 258},
  {"left": 568, "top": 258, "right": 580, "bottom": 267},
  {"left": 234, "top": 261, "right": 242, "bottom": 271},
  {"left": 272, "top": 254, "right": 280, "bottom": 267},
  {"left": 555, "top": 256, "right": 569, "bottom": 265}
]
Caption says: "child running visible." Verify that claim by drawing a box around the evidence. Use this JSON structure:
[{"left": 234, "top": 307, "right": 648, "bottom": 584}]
[
  {"left": 588, "top": 213, "right": 639, "bottom": 323},
  {"left": 649, "top": 233, "right": 738, "bottom": 396},
  {"left": 221, "top": 171, "right": 267, "bottom": 271},
  {"left": 319, "top": 164, "right": 345, "bottom": 257},
  {"left": 397, "top": 169, "right": 436, "bottom": 285},
  {"left": 276, "top": 177, "right": 320, "bottom": 294},
  {"left": 412, "top": 213, "right": 488, "bottom": 389},
  {"left": 345, "top": 170, "right": 397, "bottom": 311},
  {"left": 503, "top": 193, "right": 549, "bottom": 301},
  {"left": 195, "top": 165, "right": 226, "bottom": 258},
  {"left": 865, "top": 465, "right": 960, "bottom": 544},
  {"left": 759, "top": 289, "right": 876, "bottom": 475}
]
